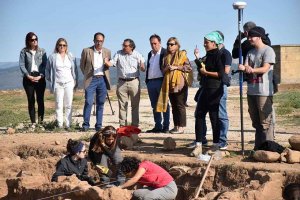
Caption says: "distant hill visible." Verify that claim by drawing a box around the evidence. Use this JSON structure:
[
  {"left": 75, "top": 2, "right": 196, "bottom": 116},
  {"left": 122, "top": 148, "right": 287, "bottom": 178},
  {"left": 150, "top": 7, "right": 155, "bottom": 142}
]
[{"left": 0, "top": 60, "right": 239, "bottom": 90}]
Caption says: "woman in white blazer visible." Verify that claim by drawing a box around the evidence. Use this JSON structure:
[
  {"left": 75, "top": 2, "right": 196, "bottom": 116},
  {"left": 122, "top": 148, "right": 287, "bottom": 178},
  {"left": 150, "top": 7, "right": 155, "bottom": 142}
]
[{"left": 46, "top": 38, "right": 78, "bottom": 129}]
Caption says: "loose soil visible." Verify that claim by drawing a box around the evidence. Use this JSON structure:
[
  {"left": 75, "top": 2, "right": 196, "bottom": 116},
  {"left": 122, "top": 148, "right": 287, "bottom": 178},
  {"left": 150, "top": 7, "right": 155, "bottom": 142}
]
[{"left": 0, "top": 86, "right": 299, "bottom": 199}]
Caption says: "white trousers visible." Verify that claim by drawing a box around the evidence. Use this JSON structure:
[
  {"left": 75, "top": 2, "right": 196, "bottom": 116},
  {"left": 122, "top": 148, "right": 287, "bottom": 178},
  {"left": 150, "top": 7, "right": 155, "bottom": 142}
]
[{"left": 54, "top": 80, "right": 74, "bottom": 127}]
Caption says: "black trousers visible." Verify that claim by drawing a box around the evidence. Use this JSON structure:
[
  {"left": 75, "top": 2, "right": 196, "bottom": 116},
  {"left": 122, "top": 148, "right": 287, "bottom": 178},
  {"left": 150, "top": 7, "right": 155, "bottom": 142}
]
[
  {"left": 169, "top": 86, "right": 187, "bottom": 127},
  {"left": 195, "top": 87, "right": 222, "bottom": 143},
  {"left": 23, "top": 77, "right": 46, "bottom": 123}
]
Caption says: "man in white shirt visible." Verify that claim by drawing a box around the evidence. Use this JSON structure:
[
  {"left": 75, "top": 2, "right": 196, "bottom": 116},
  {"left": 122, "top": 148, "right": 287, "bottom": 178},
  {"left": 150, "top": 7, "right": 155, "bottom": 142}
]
[
  {"left": 145, "top": 34, "right": 169, "bottom": 133},
  {"left": 80, "top": 32, "right": 112, "bottom": 131},
  {"left": 105, "top": 39, "right": 145, "bottom": 127}
]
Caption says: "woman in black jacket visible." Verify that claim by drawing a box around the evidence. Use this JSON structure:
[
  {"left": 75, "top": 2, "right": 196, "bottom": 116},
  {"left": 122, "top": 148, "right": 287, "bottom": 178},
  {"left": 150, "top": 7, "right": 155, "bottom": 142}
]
[
  {"left": 88, "top": 126, "right": 125, "bottom": 186},
  {"left": 19, "top": 32, "right": 47, "bottom": 125},
  {"left": 191, "top": 31, "right": 225, "bottom": 157},
  {"left": 51, "top": 139, "right": 95, "bottom": 185}
]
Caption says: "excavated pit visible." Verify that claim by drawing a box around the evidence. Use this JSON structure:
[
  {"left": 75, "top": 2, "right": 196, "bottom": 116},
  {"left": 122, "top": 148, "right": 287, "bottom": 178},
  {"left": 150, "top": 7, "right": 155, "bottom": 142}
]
[{"left": 2, "top": 146, "right": 300, "bottom": 200}]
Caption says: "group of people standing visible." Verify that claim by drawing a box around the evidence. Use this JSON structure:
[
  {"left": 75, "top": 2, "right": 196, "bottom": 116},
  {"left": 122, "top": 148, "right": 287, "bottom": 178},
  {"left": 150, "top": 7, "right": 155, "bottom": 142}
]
[
  {"left": 22, "top": 20, "right": 276, "bottom": 200},
  {"left": 20, "top": 21, "right": 276, "bottom": 158},
  {"left": 18, "top": 32, "right": 192, "bottom": 135}
]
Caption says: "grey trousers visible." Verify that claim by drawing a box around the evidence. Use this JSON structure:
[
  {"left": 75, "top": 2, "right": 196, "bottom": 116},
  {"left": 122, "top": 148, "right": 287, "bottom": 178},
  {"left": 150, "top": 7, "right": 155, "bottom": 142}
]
[
  {"left": 133, "top": 181, "right": 178, "bottom": 200},
  {"left": 116, "top": 78, "right": 140, "bottom": 127},
  {"left": 247, "top": 95, "right": 274, "bottom": 149},
  {"left": 100, "top": 146, "right": 125, "bottom": 185}
]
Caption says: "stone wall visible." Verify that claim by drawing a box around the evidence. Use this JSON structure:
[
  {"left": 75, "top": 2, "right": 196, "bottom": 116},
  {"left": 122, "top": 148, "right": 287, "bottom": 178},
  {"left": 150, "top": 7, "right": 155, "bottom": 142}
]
[{"left": 273, "top": 45, "right": 300, "bottom": 84}]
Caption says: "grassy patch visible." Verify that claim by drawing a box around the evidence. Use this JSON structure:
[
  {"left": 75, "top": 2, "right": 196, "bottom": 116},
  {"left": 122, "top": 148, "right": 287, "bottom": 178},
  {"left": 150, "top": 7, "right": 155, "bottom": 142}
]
[
  {"left": 0, "top": 110, "right": 28, "bottom": 127},
  {"left": 274, "top": 90, "right": 300, "bottom": 126},
  {"left": 274, "top": 90, "right": 300, "bottom": 115}
]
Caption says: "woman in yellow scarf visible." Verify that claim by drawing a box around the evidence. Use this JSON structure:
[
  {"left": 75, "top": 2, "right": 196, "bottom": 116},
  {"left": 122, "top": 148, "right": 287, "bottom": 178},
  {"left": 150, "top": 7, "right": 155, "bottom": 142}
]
[{"left": 156, "top": 37, "right": 192, "bottom": 134}]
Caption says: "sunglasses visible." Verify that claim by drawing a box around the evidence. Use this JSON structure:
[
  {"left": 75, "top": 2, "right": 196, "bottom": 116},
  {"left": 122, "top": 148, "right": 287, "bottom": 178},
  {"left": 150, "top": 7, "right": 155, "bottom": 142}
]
[
  {"left": 58, "top": 44, "right": 67, "bottom": 47},
  {"left": 94, "top": 40, "right": 104, "bottom": 44},
  {"left": 79, "top": 150, "right": 87, "bottom": 153},
  {"left": 167, "top": 43, "right": 176, "bottom": 46},
  {"left": 31, "top": 38, "right": 38, "bottom": 42}
]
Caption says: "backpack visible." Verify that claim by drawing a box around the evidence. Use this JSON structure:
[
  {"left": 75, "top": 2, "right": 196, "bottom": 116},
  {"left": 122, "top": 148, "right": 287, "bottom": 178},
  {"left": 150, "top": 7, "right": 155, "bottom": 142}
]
[{"left": 258, "top": 140, "right": 285, "bottom": 154}]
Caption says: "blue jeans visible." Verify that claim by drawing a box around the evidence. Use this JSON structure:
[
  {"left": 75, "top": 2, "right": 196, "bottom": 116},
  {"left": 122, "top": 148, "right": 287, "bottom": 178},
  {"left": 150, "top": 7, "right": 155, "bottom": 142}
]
[
  {"left": 218, "top": 85, "right": 229, "bottom": 147},
  {"left": 82, "top": 76, "right": 107, "bottom": 131},
  {"left": 146, "top": 78, "right": 170, "bottom": 130}
]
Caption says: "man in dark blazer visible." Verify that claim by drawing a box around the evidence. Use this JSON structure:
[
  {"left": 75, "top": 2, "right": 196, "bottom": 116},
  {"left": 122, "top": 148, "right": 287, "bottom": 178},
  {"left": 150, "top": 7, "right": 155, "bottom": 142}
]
[
  {"left": 145, "top": 34, "right": 170, "bottom": 133},
  {"left": 80, "top": 32, "right": 111, "bottom": 131}
]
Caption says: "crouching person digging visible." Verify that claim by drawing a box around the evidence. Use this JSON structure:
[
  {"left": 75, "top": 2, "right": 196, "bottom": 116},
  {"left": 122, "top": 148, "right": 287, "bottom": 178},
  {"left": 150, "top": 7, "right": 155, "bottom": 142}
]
[
  {"left": 119, "top": 157, "right": 178, "bottom": 200},
  {"left": 51, "top": 139, "right": 96, "bottom": 185},
  {"left": 88, "top": 126, "right": 125, "bottom": 187}
]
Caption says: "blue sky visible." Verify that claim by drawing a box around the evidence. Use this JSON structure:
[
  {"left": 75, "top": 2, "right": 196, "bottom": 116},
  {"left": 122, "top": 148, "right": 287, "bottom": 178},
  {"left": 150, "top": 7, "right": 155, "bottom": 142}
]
[{"left": 0, "top": 0, "right": 299, "bottom": 62}]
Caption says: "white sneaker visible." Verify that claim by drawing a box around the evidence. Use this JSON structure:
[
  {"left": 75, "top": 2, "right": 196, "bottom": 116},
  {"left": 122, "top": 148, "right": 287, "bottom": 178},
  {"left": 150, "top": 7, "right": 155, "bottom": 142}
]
[
  {"left": 219, "top": 144, "right": 228, "bottom": 150},
  {"left": 190, "top": 145, "right": 202, "bottom": 157}
]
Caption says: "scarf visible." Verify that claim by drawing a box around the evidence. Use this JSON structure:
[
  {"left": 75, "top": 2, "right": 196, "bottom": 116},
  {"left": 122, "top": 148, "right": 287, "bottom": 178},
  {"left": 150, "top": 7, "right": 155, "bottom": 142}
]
[{"left": 156, "top": 50, "right": 187, "bottom": 112}]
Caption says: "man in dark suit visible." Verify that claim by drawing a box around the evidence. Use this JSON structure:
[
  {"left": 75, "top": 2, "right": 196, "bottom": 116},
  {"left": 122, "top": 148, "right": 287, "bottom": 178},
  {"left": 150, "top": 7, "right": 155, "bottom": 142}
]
[
  {"left": 145, "top": 34, "right": 170, "bottom": 133},
  {"left": 80, "top": 32, "right": 111, "bottom": 131}
]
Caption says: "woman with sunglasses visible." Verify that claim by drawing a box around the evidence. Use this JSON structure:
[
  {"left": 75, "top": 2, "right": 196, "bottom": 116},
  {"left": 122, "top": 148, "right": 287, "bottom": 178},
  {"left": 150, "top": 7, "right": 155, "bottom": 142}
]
[
  {"left": 51, "top": 139, "right": 95, "bottom": 185},
  {"left": 156, "top": 37, "right": 192, "bottom": 134},
  {"left": 88, "top": 126, "right": 125, "bottom": 186},
  {"left": 19, "top": 32, "right": 47, "bottom": 125},
  {"left": 46, "top": 38, "right": 78, "bottom": 129}
]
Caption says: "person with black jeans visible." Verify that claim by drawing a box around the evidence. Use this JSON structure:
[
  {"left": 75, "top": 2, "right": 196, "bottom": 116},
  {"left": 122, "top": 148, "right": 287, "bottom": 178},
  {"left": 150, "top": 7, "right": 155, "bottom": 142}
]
[
  {"left": 19, "top": 32, "right": 47, "bottom": 125},
  {"left": 191, "top": 31, "right": 225, "bottom": 157}
]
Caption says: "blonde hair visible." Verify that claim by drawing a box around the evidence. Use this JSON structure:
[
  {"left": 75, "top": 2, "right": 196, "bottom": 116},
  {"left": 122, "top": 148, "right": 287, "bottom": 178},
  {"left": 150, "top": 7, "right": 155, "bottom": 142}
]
[
  {"left": 54, "top": 38, "right": 68, "bottom": 53},
  {"left": 167, "top": 37, "right": 181, "bottom": 49}
]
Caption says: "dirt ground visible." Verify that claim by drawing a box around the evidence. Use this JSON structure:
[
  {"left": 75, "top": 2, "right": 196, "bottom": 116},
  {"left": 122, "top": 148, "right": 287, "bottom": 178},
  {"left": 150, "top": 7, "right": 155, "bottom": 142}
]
[{"left": 0, "top": 86, "right": 300, "bottom": 199}]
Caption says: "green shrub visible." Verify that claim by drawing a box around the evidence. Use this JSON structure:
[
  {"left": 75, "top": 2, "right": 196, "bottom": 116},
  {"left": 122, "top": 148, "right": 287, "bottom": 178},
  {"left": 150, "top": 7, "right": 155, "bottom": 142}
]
[{"left": 0, "top": 110, "right": 28, "bottom": 127}]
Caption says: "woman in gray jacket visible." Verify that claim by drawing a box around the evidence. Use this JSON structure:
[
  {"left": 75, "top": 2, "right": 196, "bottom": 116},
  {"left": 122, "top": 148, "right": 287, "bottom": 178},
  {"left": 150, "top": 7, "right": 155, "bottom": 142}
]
[
  {"left": 46, "top": 38, "right": 78, "bottom": 129},
  {"left": 19, "top": 32, "right": 47, "bottom": 124}
]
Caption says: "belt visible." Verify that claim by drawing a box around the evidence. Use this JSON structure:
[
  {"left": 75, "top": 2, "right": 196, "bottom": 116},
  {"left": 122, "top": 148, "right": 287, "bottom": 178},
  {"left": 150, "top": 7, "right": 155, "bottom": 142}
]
[
  {"left": 119, "top": 77, "right": 138, "bottom": 81},
  {"left": 148, "top": 77, "right": 163, "bottom": 81},
  {"left": 93, "top": 75, "right": 103, "bottom": 78}
]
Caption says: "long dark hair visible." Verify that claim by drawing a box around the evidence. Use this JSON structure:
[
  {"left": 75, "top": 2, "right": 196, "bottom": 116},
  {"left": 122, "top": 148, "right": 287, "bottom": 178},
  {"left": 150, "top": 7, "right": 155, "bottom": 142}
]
[
  {"left": 91, "top": 126, "right": 118, "bottom": 153},
  {"left": 25, "top": 32, "right": 38, "bottom": 50}
]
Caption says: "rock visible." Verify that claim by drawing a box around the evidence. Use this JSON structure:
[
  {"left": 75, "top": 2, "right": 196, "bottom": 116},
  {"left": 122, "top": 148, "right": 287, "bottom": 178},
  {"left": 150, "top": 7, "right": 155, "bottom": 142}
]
[
  {"left": 285, "top": 148, "right": 300, "bottom": 164},
  {"left": 169, "top": 166, "right": 191, "bottom": 179},
  {"left": 130, "top": 134, "right": 140, "bottom": 144},
  {"left": 55, "top": 141, "right": 61, "bottom": 145},
  {"left": 257, "top": 177, "right": 283, "bottom": 200},
  {"left": 119, "top": 136, "right": 133, "bottom": 150},
  {"left": 204, "top": 192, "right": 219, "bottom": 200},
  {"left": 163, "top": 137, "right": 176, "bottom": 151},
  {"left": 253, "top": 150, "right": 280, "bottom": 162},
  {"left": 289, "top": 135, "right": 300, "bottom": 151},
  {"left": 217, "top": 191, "right": 242, "bottom": 200},
  {"left": 249, "top": 180, "right": 260, "bottom": 190},
  {"left": 15, "top": 123, "right": 24, "bottom": 130},
  {"left": 280, "top": 150, "right": 287, "bottom": 163},
  {"left": 6, "top": 127, "right": 15, "bottom": 134}
]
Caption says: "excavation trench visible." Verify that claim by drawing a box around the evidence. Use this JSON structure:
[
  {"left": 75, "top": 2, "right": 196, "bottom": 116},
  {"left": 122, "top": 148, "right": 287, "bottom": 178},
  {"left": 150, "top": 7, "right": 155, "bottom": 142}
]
[{"left": 2, "top": 145, "right": 300, "bottom": 200}]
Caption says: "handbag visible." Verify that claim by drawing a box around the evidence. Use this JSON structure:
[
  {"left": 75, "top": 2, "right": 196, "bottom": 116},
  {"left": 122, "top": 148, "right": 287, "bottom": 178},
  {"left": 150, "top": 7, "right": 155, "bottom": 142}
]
[{"left": 184, "top": 70, "right": 193, "bottom": 87}]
